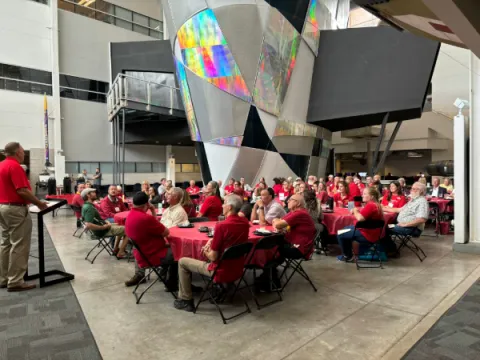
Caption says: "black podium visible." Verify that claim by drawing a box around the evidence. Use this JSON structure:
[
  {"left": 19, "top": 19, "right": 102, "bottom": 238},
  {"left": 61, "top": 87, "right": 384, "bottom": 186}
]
[{"left": 25, "top": 200, "right": 75, "bottom": 287}]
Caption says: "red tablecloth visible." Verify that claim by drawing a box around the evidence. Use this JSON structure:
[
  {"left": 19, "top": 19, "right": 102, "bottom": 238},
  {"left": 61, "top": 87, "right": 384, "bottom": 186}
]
[
  {"left": 114, "top": 210, "right": 161, "bottom": 225},
  {"left": 427, "top": 198, "right": 453, "bottom": 214},
  {"left": 46, "top": 194, "right": 75, "bottom": 205},
  {"left": 168, "top": 222, "right": 273, "bottom": 266},
  {"left": 322, "top": 207, "right": 397, "bottom": 235}
]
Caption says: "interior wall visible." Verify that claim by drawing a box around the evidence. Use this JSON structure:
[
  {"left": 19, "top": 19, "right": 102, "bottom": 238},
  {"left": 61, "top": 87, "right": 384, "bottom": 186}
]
[{"left": 340, "top": 155, "right": 432, "bottom": 176}]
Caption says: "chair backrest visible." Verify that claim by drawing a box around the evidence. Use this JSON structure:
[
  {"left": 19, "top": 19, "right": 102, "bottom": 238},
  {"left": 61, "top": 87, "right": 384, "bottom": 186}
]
[
  {"left": 130, "top": 238, "right": 157, "bottom": 269},
  {"left": 355, "top": 219, "right": 385, "bottom": 230},
  {"left": 428, "top": 202, "right": 440, "bottom": 209},
  {"left": 254, "top": 234, "right": 285, "bottom": 250},
  {"left": 353, "top": 196, "right": 362, "bottom": 202},
  {"left": 189, "top": 217, "right": 210, "bottom": 223},
  {"left": 220, "top": 242, "right": 253, "bottom": 261}
]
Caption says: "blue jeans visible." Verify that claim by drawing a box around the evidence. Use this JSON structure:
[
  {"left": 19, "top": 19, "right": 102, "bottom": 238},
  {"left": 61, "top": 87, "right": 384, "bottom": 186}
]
[
  {"left": 389, "top": 226, "right": 421, "bottom": 238},
  {"left": 337, "top": 226, "right": 372, "bottom": 258}
]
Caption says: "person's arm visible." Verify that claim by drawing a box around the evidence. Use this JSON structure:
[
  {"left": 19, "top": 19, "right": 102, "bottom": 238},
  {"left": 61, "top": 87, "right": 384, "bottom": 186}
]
[
  {"left": 272, "top": 218, "right": 288, "bottom": 230},
  {"left": 251, "top": 202, "right": 259, "bottom": 222},
  {"left": 85, "top": 221, "right": 111, "bottom": 232},
  {"left": 17, "top": 188, "right": 48, "bottom": 209},
  {"left": 351, "top": 207, "right": 365, "bottom": 221},
  {"left": 203, "top": 227, "right": 220, "bottom": 261},
  {"left": 258, "top": 206, "right": 267, "bottom": 225},
  {"left": 383, "top": 206, "right": 402, "bottom": 213},
  {"left": 397, "top": 218, "right": 427, "bottom": 228}
]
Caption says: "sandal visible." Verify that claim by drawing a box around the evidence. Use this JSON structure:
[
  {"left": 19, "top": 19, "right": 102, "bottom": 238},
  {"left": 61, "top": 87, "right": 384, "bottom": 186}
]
[{"left": 116, "top": 253, "right": 127, "bottom": 259}]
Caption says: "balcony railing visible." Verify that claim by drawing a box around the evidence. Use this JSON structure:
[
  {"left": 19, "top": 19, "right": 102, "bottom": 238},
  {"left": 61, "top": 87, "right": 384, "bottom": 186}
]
[{"left": 107, "top": 74, "right": 184, "bottom": 121}]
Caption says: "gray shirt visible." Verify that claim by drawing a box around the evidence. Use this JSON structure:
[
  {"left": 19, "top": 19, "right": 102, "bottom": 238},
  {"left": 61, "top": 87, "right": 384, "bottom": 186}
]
[
  {"left": 397, "top": 196, "right": 429, "bottom": 228},
  {"left": 93, "top": 172, "right": 102, "bottom": 186},
  {"left": 257, "top": 200, "right": 286, "bottom": 224}
]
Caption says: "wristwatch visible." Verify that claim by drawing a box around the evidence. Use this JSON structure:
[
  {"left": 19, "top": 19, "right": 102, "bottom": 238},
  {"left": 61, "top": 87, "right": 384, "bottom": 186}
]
[{"left": 258, "top": 206, "right": 264, "bottom": 210}]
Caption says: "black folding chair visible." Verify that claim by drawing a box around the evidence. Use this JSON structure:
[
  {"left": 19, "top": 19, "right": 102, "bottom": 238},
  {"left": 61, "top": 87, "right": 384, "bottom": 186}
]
[
  {"left": 278, "top": 239, "right": 318, "bottom": 293},
  {"left": 72, "top": 206, "right": 85, "bottom": 238},
  {"left": 353, "top": 219, "right": 385, "bottom": 270},
  {"left": 392, "top": 231, "right": 427, "bottom": 262},
  {"left": 84, "top": 225, "right": 114, "bottom": 264},
  {"left": 425, "top": 202, "right": 440, "bottom": 237},
  {"left": 129, "top": 239, "right": 177, "bottom": 304},
  {"left": 353, "top": 196, "right": 362, "bottom": 203},
  {"left": 189, "top": 217, "right": 210, "bottom": 223},
  {"left": 314, "top": 225, "right": 329, "bottom": 256},
  {"left": 233, "top": 234, "right": 285, "bottom": 310},
  {"left": 194, "top": 242, "right": 253, "bottom": 324}
]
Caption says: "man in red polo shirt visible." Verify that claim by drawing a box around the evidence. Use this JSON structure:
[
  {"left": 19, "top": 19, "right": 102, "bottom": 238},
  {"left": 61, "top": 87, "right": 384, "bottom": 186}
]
[
  {"left": 124, "top": 192, "right": 177, "bottom": 290},
  {"left": 99, "top": 185, "right": 127, "bottom": 222},
  {"left": 0, "top": 142, "right": 47, "bottom": 291},
  {"left": 174, "top": 194, "right": 249, "bottom": 312},
  {"left": 186, "top": 180, "right": 200, "bottom": 195}
]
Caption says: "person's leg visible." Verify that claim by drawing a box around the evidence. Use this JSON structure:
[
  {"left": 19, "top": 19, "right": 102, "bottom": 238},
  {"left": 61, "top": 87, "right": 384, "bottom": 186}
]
[
  {"left": 175, "top": 257, "right": 212, "bottom": 312},
  {"left": 0, "top": 205, "right": 11, "bottom": 287},
  {"left": 160, "top": 248, "right": 178, "bottom": 290},
  {"left": 107, "top": 225, "right": 127, "bottom": 256},
  {"left": 125, "top": 258, "right": 146, "bottom": 287},
  {"left": 337, "top": 226, "right": 356, "bottom": 258},
  {"left": 4, "top": 207, "right": 33, "bottom": 288},
  {"left": 118, "top": 235, "right": 129, "bottom": 256}
]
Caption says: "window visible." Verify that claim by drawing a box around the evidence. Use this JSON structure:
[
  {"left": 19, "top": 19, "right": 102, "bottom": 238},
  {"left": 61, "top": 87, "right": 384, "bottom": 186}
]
[
  {"left": 100, "top": 162, "right": 113, "bottom": 173},
  {"left": 0, "top": 63, "right": 52, "bottom": 96},
  {"left": 136, "top": 163, "right": 152, "bottom": 173},
  {"left": 79, "top": 162, "right": 99, "bottom": 175},
  {"left": 58, "top": 0, "right": 163, "bottom": 39},
  {"left": 152, "top": 163, "right": 166, "bottom": 173},
  {"left": 181, "top": 164, "right": 194, "bottom": 173},
  {"left": 66, "top": 162, "right": 79, "bottom": 175},
  {"left": 60, "top": 74, "right": 109, "bottom": 103}
]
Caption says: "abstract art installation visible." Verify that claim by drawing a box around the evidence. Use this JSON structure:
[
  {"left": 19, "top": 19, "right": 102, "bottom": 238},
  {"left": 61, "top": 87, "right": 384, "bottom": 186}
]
[{"left": 164, "top": 0, "right": 349, "bottom": 184}]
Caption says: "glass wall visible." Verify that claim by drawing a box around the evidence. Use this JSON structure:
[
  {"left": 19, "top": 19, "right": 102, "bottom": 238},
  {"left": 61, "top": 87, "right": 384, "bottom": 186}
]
[
  {"left": 58, "top": 0, "right": 163, "bottom": 39},
  {"left": 66, "top": 161, "right": 200, "bottom": 175},
  {"left": 60, "top": 74, "right": 109, "bottom": 103},
  {"left": 0, "top": 63, "right": 52, "bottom": 96}
]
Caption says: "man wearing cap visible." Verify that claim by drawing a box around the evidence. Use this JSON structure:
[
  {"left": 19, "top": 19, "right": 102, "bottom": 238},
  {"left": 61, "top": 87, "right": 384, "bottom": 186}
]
[
  {"left": 0, "top": 142, "right": 48, "bottom": 292},
  {"left": 81, "top": 188, "right": 129, "bottom": 258},
  {"left": 124, "top": 192, "right": 177, "bottom": 290}
]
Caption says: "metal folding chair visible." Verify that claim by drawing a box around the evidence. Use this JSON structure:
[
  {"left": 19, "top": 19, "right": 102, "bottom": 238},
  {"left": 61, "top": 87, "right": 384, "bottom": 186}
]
[
  {"left": 278, "top": 241, "right": 318, "bottom": 293},
  {"left": 353, "top": 219, "right": 385, "bottom": 270},
  {"left": 425, "top": 202, "right": 440, "bottom": 237},
  {"left": 84, "top": 225, "right": 114, "bottom": 264},
  {"left": 233, "top": 234, "right": 285, "bottom": 310},
  {"left": 129, "top": 239, "right": 177, "bottom": 304},
  {"left": 195, "top": 242, "right": 253, "bottom": 324},
  {"left": 72, "top": 206, "right": 85, "bottom": 238},
  {"left": 393, "top": 231, "right": 427, "bottom": 262}
]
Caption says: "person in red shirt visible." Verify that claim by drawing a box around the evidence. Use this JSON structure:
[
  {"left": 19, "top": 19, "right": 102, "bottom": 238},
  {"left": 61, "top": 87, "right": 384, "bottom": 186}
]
[
  {"left": 124, "top": 192, "right": 177, "bottom": 290},
  {"left": 316, "top": 182, "right": 329, "bottom": 204},
  {"left": 186, "top": 180, "right": 200, "bottom": 195},
  {"left": 278, "top": 180, "right": 292, "bottom": 205},
  {"left": 174, "top": 194, "right": 249, "bottom": 312},
  {"left": 232, "top": 180, "right": 245, "bottom": 198},
  {"left": 72, "top": 183, "right": 86, "bottom": 226},
  {"left": 333, "top": 181, "right": 352, "bottom": 208},
  {"left": 328, "top": 176, "right": 340, "bottom": 196},
  {"left": 337, "top": 187, "right": 384, "bottom": 262},
  {"left": 224, "top": 178, "right": 235, "bottom": 195},
  {"left": 197, "top": 181, "right": 223, "bottom": 220},
  {"left": 272, "top": 178, "right": 283, "bottom": 195},
  {"left": 181, "top": 189, "right": 197, "bottom": 218},
  {"left": 255, "top": 177, "right": 267, "bottom": 189},
  {"left": 99, "top": 185, "right": 127, "bottom": 221},
  {"left": 326, "top": 174, "right": 334, "bottom": 188},
  {"left": 354, "top": 176, "right": 366, "bottom": 192},
  {"left": 0, "top": 142, "right": 47, "bottom": 291},
  {"left": 346, "top": 176, "right": 361, "bottom": 198},
  {"left": 381, "top": 181, "right": 407, "bottom": 210}
]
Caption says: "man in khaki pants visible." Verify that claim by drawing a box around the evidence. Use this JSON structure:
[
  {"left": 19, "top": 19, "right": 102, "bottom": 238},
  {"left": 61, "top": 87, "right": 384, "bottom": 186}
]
[{"left": 0, "top": 142, "right": 47, "bottom": 291}]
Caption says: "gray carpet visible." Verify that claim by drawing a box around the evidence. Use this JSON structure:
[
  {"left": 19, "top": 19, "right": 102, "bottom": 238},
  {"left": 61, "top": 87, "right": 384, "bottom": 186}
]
[
  {"left": 0, "top": 217, "right": 102, "bottom": 360},
  {"left": 402, "top": 279, "right": 480, "bottom": 360}
]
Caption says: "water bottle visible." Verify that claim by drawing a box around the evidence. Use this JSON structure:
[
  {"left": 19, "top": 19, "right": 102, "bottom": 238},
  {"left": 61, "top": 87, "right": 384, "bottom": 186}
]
[{"left": 158, "top": 202, "right": 163, "bottom": 215}]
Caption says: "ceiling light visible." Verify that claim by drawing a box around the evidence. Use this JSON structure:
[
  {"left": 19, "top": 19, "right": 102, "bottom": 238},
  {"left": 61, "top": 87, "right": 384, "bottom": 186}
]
[{"left": 407, "top": 151, "right": 423, "bottom": 158}]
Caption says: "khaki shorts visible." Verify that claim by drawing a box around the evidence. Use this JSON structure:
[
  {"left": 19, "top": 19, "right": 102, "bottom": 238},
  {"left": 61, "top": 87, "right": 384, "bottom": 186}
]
[{"left": 105, "top": 224, "right": 125, "bottom": 237}]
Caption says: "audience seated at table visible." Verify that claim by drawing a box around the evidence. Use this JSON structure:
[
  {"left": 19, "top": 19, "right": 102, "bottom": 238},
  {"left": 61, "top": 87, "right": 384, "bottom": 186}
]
[
  {"left": 272, "top": 177, "right": 283, "bottom": 195},
  {"left": 304, "top": 189, "right": 324, "bottom": 234},
  {"left": 429, "top": 177, "right": 447, "bottom": 198},
  {"left": 354, "top": 176, "right": 366, "bottom": 192},
  {"left": 346, "top": 176, "right": 361, "bottom": 198},
  {"left": 336, "top": 187, "right": 384, "bottom": 262},
  {"left": 141, "top": 180, "right": 150, "bottom": 196},
  {"left": 251, "top": 188, "right": 286, "bottom": 225},
  {"left": 186, "top": 180, "right": 200, "bottom": 195},
  {"left": 440, "top": 178, "right": 454, "bottom": 194},
  {"left": 181, "top": 189, "right": 197, "bottom": 218},
  {"left": 233, "top": 180, "right": 245, "bottom": 197},
  {"left": 99, "top": 185, "right": 127, "bottom": 222},
  {"left": 381, "top": 181, "right": 407, "bottom": 210},
  {"left": 278, "top": 180, "right": 292, "bottom": 205},
  {"left": 72, "top": 183, "right": 85, "bottom": 225},
  {"left": 124, "top": 192, "right": 177, "bottom": 290},
  {"left": 198, "top": 181, "right": 223, "bottom": 221},
  {"left": 81, "top": 188, "right": 129, "bottom": 258},
  {"left": 333, "top": 181, "right": 353, "bottom": 208},
  {"left": 250, "top": 183, "right": 265, "bottom": 204},
  {"left": 386, "top": 181, "right": 429, "bottom": 241},
  {"left": 148, "top": 186, "right": 161, "bottom": 206},
  {"left": 315, "top": 182, "right": 329, "bottom": 204},
  {"left": 161, "top": 187, "right": 188, "bottom": 228},
  {"left": 174, "top": 194, "right": 249, "bottom": 312},
  {"left": 224, "top": 178, "right": 235, "bottom": 195}
]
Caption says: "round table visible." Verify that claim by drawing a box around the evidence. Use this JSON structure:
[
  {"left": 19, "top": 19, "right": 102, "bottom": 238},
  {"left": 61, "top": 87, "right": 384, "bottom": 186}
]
[
  {"left": 322, "top": 207, "right": 397, "bottom": 235},
  {"left": 168, "top": 222, "right": 274, "bottom": 266},
  {"left": 114, "top": 210, "right": 162, "bottom": 225},
  {"left": 426, "top": 198, "right": 453, "bottom": 214},
  {"left": 45, "top": 194, "right": 75, "bottom": 205}
]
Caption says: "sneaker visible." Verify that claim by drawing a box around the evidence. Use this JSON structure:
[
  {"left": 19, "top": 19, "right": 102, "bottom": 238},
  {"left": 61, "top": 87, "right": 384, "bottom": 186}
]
[
  {"left": 336, "top": 255, "right": 354, "bottom": 263},
  {"left": 124, "top": 274, "right": 146, "bottom": 287},
  {"left": 174, "top": 299, "right": 195, "bottom": 312}
]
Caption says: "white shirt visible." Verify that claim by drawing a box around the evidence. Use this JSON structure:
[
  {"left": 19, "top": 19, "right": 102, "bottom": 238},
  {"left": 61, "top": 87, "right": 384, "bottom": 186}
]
[
  {"left": 431, "top": 187, "right": 439, "bottom": 197},
  {"left": 160, "top": 203, "right": 188, "bottom": 228}
]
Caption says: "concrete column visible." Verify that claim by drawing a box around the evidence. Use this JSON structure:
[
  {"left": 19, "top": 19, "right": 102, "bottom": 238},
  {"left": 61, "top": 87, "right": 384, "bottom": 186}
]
[
  {"left": 469, "top": 53, "right": 480, "bottom": 243},
  {"left": 163, "top": 10, "right": 169, "bottom": 40},
  {"left": 50, "top": 0, "right": 65, "bottom": 182},
  {"left": 166, "top": 145, "right": 175, "bottom": 184},
  {"left": 335, "top": 158, "right": 342, "bottom": 175},
  {"left": 366, "top": 140, "right": 372, "bottom": 176}
]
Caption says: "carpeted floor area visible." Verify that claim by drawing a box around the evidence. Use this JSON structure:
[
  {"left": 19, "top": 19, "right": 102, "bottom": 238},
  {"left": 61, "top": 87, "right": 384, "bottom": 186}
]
[
  {"left": 402, "top": 278, "right": 480, "bottom": 360},
  {"left": 0, "top": 217, "right": 102, "bottom": 360}
]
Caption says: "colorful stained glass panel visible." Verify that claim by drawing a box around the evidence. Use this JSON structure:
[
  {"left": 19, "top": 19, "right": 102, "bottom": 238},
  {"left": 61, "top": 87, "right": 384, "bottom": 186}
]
[
  {"left": 274, "top": 120, "right": 318, "bottom": 137},
  {"left": 176, "top": 9, "right": 251, "bottom": 102},
  {"left": 175, "top": 59, "right": 201, "bottom": 142},
  {"left": 209, "top": 136, "right": 243, "bottom": 147},
  {"left": 303, "top": 20, "right": 320, "bottom": 55}
]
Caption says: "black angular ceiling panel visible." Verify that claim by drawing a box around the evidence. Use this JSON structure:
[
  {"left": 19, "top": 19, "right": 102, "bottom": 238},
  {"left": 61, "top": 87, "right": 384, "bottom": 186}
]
[
  {"left": 195, "top": 142, "right": 212, "bottom": 184},
  {"left": 280, "top": 153, "right": 310, "bottom": 180},
  {"left": 311, "top": 138, "right": 322, "bottom": 157},
  {"left": 242, "top": 106, "right": 277, "bottom": 152},
  {"left": 265, "top": 0, "right": 310, "bottom": 33}
]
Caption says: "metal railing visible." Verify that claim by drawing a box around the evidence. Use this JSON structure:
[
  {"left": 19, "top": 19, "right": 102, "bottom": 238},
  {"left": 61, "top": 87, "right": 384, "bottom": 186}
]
[{"left": 107, "top": 73, "right": 184, "bottom": 121}]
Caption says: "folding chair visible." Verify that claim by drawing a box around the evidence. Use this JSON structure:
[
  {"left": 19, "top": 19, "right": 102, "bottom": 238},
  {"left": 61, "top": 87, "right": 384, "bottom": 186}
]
[
  {"left": 278, "top": 241, "right": 318, "bottom": 293},
  {"left": 314, "top": 226, "right": 329, "bottom": 256},
  {"left": 195, "top": 242, "right": 253, "bottom": 324},
  {"left": 129, "top": 239, "right": 177, "bottom": 304},
  {"left": 234, "top": 234, "right": 285, "bottom": 310},
  {"left": 72, "top": 206, "right": 85, "bottom": 238},
  {"left": 393, "top": 231, "right": 427, "bottom": 262},
  {"left": 425, "top": 202, "right": 440, "bottom": 237},
  {"left": 353, "top": 219, "right": 385, "bottom": 270},
  {"left": 188, "top": 217, "right": 210, "bottom": 223},
  {"left": 84, "top": 226, "right": 114, "bottom": 264}
]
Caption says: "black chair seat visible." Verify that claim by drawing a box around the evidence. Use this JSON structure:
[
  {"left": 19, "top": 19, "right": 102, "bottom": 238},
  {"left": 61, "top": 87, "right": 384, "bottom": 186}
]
[{"left": 352, "top": 219, "right": 385, "bottom": 270}]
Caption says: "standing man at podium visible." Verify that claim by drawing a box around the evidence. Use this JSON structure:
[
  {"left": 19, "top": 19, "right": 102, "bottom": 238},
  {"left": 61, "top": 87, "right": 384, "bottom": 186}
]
[{"left": 0, "top": 142, "right": 48, "bottom": 292}]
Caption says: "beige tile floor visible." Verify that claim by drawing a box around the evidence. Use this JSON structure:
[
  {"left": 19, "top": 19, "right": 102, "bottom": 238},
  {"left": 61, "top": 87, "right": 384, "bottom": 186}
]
[{"left": 45, "top": 213, "right": 480, "bottom": 360}]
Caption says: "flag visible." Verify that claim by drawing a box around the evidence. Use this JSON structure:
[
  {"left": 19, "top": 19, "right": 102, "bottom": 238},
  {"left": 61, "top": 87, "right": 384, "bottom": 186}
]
[{"left": 44, "top": 94, "right": 50, "bottom": 166}]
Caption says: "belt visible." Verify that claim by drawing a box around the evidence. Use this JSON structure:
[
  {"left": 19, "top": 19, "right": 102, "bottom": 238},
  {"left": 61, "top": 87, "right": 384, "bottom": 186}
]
[{"left": 0, "top": 203, "right": 28, "bottom": 207}]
